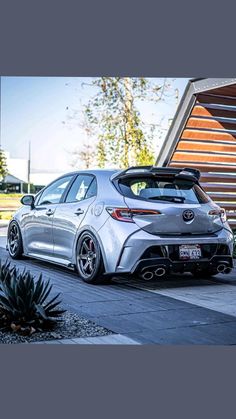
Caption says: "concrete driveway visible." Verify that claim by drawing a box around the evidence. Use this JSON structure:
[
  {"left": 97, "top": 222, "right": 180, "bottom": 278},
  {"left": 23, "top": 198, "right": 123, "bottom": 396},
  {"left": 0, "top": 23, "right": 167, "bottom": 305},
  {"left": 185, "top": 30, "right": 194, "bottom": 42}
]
[{"left": 1, "top": 227, "right": 236, "bottom": 344}]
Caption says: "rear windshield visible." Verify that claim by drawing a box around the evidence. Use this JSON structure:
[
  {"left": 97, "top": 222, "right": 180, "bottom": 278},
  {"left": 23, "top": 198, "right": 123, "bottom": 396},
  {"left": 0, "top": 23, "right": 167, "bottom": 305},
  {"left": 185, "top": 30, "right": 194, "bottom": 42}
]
[{"left": 118, "top": 176, "right": 210, "bottom": 204}]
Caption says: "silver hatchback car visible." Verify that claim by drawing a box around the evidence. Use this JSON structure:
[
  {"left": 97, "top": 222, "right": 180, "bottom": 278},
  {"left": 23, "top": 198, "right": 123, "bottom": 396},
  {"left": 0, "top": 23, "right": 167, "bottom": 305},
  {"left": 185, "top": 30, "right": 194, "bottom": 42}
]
[{"left": 7, "top": 166, "right": 234, "bottom": 284}]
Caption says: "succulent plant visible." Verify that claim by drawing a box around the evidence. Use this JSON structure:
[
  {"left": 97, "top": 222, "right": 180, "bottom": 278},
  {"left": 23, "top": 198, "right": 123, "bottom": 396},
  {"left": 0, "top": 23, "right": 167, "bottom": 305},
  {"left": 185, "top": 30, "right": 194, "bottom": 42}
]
[
  {"left": 0, "top": 259, "right": 17, "bottom": 283},
  {"left": 0, "top": 261, "right": 65, "bottom": 334}
]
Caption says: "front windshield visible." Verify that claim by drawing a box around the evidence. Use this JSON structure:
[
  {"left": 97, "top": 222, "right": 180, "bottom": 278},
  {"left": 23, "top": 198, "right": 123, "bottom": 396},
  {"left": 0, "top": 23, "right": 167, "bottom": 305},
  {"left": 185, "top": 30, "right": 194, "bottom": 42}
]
[{"left": 118, "top": 176, "right": 210, "bottom": 204}]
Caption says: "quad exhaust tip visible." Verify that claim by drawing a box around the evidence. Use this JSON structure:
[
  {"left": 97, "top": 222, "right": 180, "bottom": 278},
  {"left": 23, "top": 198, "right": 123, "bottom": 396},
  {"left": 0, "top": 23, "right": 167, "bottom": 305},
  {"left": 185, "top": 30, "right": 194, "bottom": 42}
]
[
  {"left": 142, "top": 271, "right": 154, "bottom": 281},
  {"left": 155, "top": 267, "right": 166, "bottom": 277},
  {"left": 141, "top": 262, "right": 232, "bottom": 280},
  {"left": 217, "top": 263, "right": 232, "bottom": 274},
  {"left": 141, "top": 266, "right": 166, "bottom": 280},
  {"left": 217, "top": 264, "right": 226, "bottom": 273}
]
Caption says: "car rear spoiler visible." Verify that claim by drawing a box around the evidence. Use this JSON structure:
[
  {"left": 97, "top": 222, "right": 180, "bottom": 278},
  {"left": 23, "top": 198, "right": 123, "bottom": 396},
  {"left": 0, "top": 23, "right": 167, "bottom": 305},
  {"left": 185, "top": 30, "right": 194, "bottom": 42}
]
[{"left": 112, "top": 165, "right": 201, "bottom": 182}]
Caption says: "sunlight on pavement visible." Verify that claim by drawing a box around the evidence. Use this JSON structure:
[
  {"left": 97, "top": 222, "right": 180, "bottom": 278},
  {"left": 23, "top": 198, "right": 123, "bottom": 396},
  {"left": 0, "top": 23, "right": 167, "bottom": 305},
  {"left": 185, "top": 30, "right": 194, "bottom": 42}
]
[{"left": 140, "top": 280, "right": 236, "bottom": 318}]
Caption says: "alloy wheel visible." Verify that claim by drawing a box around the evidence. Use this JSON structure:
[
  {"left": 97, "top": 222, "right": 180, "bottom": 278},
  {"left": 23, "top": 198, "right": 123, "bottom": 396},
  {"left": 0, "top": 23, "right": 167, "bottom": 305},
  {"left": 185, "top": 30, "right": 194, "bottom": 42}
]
[
  {"left": 8, "top": 223, "right": 20, "bottom": 256},
  {"left": 77, "top": 235, "right": 97, "bottom": 277}
]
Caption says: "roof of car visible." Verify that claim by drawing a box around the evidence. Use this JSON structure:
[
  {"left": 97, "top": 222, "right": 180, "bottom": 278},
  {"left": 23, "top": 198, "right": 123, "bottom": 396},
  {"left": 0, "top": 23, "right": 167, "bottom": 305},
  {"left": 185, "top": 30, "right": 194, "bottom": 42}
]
[
  {"left": 64, "top": 166, "right": 200, "bottom": 177},
  {"left": 53, "top": 166, "right": 201, "bottom": 184},
  {"left": 58, "top": 168, "right": 119, "bottom": 177}
]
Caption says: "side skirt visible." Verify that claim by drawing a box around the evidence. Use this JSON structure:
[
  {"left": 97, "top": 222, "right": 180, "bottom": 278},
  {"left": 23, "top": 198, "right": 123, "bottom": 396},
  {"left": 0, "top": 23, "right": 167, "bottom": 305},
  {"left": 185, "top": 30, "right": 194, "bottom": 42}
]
[{"left": 24, "top": 252, "right": 76, "bottom": 270}]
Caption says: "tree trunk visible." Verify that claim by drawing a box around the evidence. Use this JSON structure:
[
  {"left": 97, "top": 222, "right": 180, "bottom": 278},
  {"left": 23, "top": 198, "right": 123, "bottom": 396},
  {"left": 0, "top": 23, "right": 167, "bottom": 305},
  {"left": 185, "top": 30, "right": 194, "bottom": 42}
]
[{"left": 124, "top": 78, "right": 136, "bottom": 167}]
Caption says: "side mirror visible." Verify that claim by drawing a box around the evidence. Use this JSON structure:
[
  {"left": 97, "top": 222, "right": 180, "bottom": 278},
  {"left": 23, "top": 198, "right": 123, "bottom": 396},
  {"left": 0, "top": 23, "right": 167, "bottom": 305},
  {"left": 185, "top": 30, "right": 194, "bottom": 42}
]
[{"left": 21, "top": 195, "right": 35, "bottom": 208}]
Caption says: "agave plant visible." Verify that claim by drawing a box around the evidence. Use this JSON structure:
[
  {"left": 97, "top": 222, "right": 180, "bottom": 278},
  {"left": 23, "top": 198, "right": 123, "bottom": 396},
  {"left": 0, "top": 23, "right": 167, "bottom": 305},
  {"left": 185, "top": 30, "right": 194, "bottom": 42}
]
[
  {"left": 0, "top": 261, "right": 65, "bottom": 334},
  {"left": 0, "top": 259, "right": 17, "bottom": 283}
]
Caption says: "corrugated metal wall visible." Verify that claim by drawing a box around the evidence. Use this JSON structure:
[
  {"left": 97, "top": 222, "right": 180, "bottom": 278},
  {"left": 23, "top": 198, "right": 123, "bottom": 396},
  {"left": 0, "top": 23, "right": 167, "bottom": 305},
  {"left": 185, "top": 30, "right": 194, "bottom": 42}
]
[{"left": 168, "top": 85, "right": 236, "bottom": 228}]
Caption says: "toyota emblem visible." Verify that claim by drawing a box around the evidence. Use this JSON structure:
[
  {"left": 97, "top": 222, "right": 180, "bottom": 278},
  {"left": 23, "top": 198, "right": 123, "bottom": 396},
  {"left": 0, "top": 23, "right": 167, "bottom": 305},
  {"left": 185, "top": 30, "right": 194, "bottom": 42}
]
[{"left": 183, "top": 209, "right": 194, "bottom": 222}]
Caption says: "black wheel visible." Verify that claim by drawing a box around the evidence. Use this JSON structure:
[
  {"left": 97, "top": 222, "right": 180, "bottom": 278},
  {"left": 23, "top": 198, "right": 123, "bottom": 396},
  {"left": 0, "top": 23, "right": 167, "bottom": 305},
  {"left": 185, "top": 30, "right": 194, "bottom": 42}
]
[
  {"left": 7, "top": 221, "right": 23, "bottom": 259},
  {"left": 76, "top": 232, "right": 110, "bottom": 284},
  {"left": 192, "top": 269, "right": 217, "bottom": 278}
]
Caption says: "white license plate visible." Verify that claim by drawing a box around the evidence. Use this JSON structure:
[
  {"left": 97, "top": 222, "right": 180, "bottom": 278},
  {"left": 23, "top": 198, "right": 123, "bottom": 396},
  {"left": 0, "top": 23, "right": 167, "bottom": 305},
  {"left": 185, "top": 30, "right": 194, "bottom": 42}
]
[{"left": 179, "top": 245, "right": 202, "bottom": 260}]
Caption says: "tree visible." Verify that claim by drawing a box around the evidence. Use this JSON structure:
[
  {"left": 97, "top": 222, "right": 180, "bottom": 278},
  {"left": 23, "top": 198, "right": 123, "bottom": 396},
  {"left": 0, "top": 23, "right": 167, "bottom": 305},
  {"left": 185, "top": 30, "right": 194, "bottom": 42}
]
[
  {"left": 69, "top": 112, "right": 96, "bottom": 170},
  {"left": 84, "top": 77, "right": 176, "bottom": 168},
  {"left": 0, "top": 149, "right": 8, "bottom": 180}
]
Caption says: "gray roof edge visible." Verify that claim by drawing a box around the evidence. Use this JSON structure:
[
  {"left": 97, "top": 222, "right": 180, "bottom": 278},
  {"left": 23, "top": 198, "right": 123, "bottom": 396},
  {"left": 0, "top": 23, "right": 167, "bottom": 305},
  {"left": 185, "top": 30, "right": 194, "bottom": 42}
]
[
  {"left": 156, "top": 80, "right": 195, "bottom": 167},
  {"left": 190, "top": 78, "right": 236, "bottom": 93},
  {"left": 1, "top": 173, "right": 25, "bottom": 184},
  {"left": 156, "top": 78, "right": 236, "bottom": 167}
]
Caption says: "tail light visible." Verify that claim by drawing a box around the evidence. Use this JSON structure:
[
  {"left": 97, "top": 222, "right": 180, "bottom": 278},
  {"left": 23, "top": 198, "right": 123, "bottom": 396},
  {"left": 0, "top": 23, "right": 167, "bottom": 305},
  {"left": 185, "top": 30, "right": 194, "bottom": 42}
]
[
  {"left": 208, "top": 208, "right": 227, "bottom": 223},
  {"left": 106, "top": 207, "right": 161, "bottom": 223}
]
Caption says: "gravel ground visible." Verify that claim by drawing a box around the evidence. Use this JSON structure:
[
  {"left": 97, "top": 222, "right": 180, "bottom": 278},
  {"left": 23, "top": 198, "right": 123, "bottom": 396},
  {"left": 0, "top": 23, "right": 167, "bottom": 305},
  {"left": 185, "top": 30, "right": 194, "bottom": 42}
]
[{"left": 0, "top": 311, "right": 113, "bottom": 344}]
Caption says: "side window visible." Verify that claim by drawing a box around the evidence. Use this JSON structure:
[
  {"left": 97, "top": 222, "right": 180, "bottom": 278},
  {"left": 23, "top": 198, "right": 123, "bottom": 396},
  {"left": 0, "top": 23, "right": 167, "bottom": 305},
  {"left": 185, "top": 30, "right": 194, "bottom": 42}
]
[
  {"left": 37, "top": 176, "right": 73, "bottom": 206},
  {"left": 65, "top": 175, "right": 96, "bottom": 203},
  {"left": 85, "top": 178, "right": 97, "bottom": 199}
]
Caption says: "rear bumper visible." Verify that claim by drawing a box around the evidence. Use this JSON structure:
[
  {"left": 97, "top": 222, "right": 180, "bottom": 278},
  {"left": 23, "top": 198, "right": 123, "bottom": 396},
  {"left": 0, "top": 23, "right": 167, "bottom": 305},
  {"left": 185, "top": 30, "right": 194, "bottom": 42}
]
[
  {"left": 132, "top": 255, "right": 233, "bottom": 275},
  {"left": 115, "top": 227, "right": 234, "bottom": 274}
]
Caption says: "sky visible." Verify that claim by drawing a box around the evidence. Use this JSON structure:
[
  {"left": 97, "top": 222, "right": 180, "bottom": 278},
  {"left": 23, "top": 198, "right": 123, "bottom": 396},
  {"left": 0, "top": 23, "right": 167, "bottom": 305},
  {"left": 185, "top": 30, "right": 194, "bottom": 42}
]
[{"left": 1, "top": 77, "right": 189, "bottom": 175}]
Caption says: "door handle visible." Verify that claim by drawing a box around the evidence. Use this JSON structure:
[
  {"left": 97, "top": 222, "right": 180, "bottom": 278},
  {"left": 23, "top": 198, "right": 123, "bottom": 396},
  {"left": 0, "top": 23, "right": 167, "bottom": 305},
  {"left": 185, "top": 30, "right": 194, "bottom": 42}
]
[
  {"left": 46, "top": 209, "right": 55, "bottom": 216},
  {"left": 74, "top": 208, "right": 84, "bottom": 215}
]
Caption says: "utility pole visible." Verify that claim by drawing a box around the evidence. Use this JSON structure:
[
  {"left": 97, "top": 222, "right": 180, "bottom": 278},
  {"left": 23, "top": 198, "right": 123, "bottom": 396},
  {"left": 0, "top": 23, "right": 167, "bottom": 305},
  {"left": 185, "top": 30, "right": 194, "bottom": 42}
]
[{"left": 27, "top": 141, "right": 31, "bottom": 194}]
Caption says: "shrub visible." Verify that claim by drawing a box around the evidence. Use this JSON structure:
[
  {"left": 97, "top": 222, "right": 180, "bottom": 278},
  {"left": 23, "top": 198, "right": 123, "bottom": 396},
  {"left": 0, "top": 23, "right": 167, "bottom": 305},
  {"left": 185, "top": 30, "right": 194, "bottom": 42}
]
[{"left": 0, "top": 261, "right": 65, "bottom": 335}]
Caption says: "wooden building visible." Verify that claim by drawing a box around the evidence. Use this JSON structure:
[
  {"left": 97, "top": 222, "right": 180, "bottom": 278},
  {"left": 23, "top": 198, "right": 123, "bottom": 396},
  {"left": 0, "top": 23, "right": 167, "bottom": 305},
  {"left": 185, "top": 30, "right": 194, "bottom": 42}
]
[{"left": 156, "top": 78, "right": 236, "bottom": 228}]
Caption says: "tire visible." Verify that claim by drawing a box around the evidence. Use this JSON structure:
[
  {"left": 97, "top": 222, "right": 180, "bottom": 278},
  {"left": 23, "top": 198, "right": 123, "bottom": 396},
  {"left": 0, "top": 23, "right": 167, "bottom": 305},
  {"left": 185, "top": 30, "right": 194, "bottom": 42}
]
[
  {"left": 76, "top": 231, "right": 110, "bottom": 284},
  {"left": 7, "top": 221, "right": 23, "bottom": 259}
]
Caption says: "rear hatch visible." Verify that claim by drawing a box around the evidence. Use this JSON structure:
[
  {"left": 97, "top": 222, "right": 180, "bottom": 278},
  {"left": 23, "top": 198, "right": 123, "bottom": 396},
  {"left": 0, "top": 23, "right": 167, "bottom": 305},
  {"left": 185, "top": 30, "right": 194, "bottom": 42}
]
[{"left": 114, "top": 168, "right": 223, "bottom": 235}]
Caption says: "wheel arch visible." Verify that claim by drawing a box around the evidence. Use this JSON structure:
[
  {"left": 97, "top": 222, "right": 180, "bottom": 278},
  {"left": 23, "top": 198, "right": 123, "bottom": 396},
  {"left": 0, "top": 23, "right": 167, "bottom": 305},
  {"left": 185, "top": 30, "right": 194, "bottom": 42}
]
[{"left": 72, "top": 225, "right": 109, "bottom": 273}]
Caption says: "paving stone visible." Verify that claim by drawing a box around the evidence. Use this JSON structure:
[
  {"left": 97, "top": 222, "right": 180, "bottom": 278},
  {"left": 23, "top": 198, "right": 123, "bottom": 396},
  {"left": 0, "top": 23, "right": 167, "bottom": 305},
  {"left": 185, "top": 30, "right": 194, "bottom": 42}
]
[
  {"left": 1, "top": 247, "right": 236, "bottom": 345},
  {"left": 70, "top": 338, "right": 93, "bottom": 344},
  {"left": 40, "top": 340, "right": 62, "bottom": 344},
  {"left": 57, "top": 339, "right": 77, "bottom": 344},
  {"left": 132, "top": 322, "right": 236, "bottom": 345},
  {"left": 84, "top": 334, "right": 140, "bottom": 344},
  {"left": 151, "top": 285, "right": 236, "bottom": 317},
  {"left": 31, "top": 334, "right": 140, "bottom": 345}
]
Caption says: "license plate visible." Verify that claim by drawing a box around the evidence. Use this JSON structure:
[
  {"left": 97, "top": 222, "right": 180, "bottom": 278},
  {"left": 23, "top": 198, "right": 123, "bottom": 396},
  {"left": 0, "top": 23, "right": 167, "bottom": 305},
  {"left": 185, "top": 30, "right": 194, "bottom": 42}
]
[{"left": 179, "top": 245, "right": 202, "bottom": 260}]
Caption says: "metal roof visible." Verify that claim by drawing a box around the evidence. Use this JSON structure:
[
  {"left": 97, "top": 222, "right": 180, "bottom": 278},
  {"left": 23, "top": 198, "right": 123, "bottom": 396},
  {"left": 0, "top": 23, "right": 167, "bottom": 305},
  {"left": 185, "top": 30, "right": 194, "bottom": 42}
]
[{"left": 1, "top": 174, "right": 25, "bottom": 184}]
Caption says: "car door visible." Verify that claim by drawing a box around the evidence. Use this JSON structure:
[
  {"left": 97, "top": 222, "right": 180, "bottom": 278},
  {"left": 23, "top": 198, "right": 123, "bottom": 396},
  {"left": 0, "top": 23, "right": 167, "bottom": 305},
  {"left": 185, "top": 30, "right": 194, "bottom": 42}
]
[
  {"left": 52, "top": 174, "right": 97, "bottom": 261},
  {"left": 23, "top": 175, "right": 74, "bottom": 257}
]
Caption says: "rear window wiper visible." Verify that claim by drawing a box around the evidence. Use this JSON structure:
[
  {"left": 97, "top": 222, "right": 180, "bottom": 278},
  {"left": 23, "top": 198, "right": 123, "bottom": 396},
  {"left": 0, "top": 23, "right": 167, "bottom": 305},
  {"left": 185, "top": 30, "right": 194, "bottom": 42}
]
[{"left": 147, "top": 195, "right": 186, "bottom": 203}]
